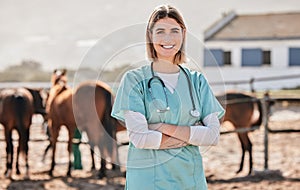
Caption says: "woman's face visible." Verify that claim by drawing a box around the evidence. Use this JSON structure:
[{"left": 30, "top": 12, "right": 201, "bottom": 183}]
[{"left": 151, "top": 17, "right": 184, "bottom": 63}]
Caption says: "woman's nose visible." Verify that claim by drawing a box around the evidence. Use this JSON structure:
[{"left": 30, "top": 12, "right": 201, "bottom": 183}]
[{"left": 163, "top": 34, "right": 172, "bottom": 42}]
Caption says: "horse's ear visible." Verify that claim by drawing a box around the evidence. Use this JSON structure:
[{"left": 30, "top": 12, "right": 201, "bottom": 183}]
[{"left": 53, "top": 69, "right": 57, "bottom": 74}]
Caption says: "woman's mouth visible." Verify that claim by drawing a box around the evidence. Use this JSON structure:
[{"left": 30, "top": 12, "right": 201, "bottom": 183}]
[{"left": 161, "top": 45, "right": 175, "bottom": 49}]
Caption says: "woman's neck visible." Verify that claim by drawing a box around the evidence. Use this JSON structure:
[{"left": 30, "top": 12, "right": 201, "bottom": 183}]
[{"left": 152, "top": 60, "right": 179, "bottom": 74}]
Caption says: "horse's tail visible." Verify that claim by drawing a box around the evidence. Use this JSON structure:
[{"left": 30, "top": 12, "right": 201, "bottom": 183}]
[
  {"left": 103, "top": 89, "right": 116, "bottom": 140},
  {"left": 252, "top": 98, "right": 263, "bottom": 128},
  {"left": 14, "top": 95, "right": 29, "bottom": 154}
]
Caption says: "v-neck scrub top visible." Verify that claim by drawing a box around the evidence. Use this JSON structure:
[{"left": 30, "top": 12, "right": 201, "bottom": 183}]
[{"left": 111, "top": 64, "right": 225, "bottom": 190}]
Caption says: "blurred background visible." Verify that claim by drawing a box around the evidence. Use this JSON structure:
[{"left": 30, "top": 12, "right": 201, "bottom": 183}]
[
  {"left": 1, "top": 1, "right": 300, "bottom": 189},
  {"left": 1, "top": 0, "right": 300, "bottom": 92}
]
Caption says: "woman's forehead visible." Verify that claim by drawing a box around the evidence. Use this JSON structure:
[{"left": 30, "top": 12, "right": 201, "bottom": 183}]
[{"left": 153, "top": 17, "right": 181, "bottom": 30}]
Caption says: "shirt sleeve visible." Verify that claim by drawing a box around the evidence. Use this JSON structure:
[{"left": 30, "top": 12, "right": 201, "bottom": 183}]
[
  {"left": 124, "top": 111, "right": 162, "bottom": 149},
  {"left": 188, "top": 112, "right": 220, "bottom": 146},
  {"left": 198, "top": 74, "right": 225, "bottom": 120},
  {"left": 111, "top": 71, "right": 146, "bottom": 122}
]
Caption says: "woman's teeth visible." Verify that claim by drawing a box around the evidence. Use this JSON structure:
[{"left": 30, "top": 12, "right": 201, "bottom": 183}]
[{"left": 162, "top": 45, "right": 174, "bottom": 49}]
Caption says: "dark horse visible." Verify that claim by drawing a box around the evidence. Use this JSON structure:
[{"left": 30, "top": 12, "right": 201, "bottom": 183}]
[
  {"left": 217, "top": 92, "right": 263, "bottom": 175},
  {"left": 26, "top": 87, "right": 47, "bottom": 118},
  {"left": 46, "top": 69, "right": 75, "bottom": 176},
  {"left": 73, "top": 81, "right": 122, "bottom": 178},
  {"left": 0, "top": 88, "right": 34, "bottom": 178}
]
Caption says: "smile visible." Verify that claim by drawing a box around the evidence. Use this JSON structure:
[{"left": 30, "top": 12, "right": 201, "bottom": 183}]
[{"left": 161, "top": 45, "right": 175, "bottom": 49}]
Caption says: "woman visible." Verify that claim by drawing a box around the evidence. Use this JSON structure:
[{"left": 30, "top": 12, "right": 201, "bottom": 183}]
[{"left": 111, "top": 5, "right": 225, "bottom": 190}]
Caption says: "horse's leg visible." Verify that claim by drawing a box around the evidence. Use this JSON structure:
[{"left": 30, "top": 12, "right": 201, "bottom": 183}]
[
  {"left": 90, "top": 146, "right": 96, "bottom": 170},
  {"left": 97, "top": 142, "right": 107, "bottom": 179},
  {"left": 98, "top": 157, "right": 106, "bottom": 179},
  {"left": 16, "top": 140, "right": 21, "bottom": 175},
  {"left": 103, "top": 117, "right": 120, "bottom": 172},
  {"left": 42, "top": 123, "right": 52, "bottom": 162},
  {"left": 246, "top": 134, "right": 253, "bottom": 175},
  {"left": 236, "top": 131, "right": 253, "bottom": 175},
  {"left": 4, "top": 129, "right": 13, "bottom": 177},
  {"left": 111, "top": 142, "right": 120, "bottom": 171},
  {"left": 236, "top": 133, "right": 247, "bottom": 174},
  {"left": 16, "top": 126, "right": 30, "bottom": 176},
  {"left": 67, "top": 126, "right": 75, "bottom": 176},
  {"left": 24, "top": 127, "right": 30, "bottom": 177},
  {"left": 49, "top": 125, "right": 59, "bottom": 176},
  {"left": 42, "top": 143, "right": 51, "bottom": 162}
]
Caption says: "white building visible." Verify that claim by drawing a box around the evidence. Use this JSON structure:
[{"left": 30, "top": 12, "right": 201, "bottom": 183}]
[{"left": 203, "top": 11, "right": 300, "bottom": 91}]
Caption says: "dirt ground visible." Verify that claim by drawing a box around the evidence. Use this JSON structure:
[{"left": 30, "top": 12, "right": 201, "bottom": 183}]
[{"left": 0, "top": 103, "right": 299, "bottom": 190}]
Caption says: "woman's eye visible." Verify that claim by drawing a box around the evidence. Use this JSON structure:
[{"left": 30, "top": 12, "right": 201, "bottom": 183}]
[{"left": 171, "top": 29, "right": 180, "bottom": 34}]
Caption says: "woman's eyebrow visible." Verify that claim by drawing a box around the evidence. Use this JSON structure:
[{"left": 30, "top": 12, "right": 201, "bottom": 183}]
[
  {"left": 171, "top": 28, "right": 181, "bottom": 31},
  {"left": 154, "top": 27, "right": 180, "bottom": 31},
  {"left": 154, "top": 28, "right": 165, "bottom": 32}
]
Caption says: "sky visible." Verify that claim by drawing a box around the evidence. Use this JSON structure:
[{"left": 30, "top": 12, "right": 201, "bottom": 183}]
[{"left": 1, "top": 0, "right": 300, "bottom": 71}]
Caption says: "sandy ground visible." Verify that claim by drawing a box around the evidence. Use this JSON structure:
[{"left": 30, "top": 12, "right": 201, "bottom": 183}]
[{"left": 0, "top": 103, "right": 299, "bottom": 190}]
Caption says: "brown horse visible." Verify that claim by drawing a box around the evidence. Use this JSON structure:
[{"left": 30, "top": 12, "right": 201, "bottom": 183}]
[
  {"left": 73, "top": 81, "right": 122, "bottom": 178},
  {"left": 46, "top": 69, "right": 75, "bottom": 176},
  {"left": 26, "top": 87, "right": 47, "bottom": 118},
  {"left": 0, "top": 88, "right": 34, "bottom": 178},
  {"left": 217, "top": 92, "right": 263, "bottom": 175}
]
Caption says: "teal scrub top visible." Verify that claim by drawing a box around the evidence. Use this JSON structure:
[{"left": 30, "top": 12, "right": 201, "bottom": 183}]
[{"left": 111, "top": 64, "right": 225, "bottom": 190}]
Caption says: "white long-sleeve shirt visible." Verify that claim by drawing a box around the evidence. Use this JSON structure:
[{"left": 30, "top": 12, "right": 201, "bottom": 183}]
[
  {"left": 124, "top": 111, "right": 220, "bottom": 149},
  {"left": 124, "top": 71, "right": 221, "bottom": 149}
]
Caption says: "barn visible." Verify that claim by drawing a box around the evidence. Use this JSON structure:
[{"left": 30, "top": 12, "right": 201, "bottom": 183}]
[{"left": 202, "top": 11, "right": 300, "bottom": 91}]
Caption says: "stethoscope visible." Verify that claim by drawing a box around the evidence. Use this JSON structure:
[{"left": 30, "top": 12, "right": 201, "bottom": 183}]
[{"left": 147, "top": 62, "right": 200, "bottom": 118}]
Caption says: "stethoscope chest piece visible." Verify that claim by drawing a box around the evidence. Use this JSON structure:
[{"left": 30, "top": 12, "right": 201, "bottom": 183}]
[
  {"left": 149, "top": 62, "right": 200, "bottom": 118},
  {"left": 190, "top": 109, "right": 200, "bottom": 118}
]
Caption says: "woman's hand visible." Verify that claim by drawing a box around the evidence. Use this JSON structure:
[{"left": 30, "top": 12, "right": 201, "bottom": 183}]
[
  {"left": 148, "top": 123, "right": 163, "bottom": 131},
  {"left": 149, "top": 123, "right": 191, "bottom": 144},
  {"left": 148, "top": 123, "right": 189, "bottom": 149}
]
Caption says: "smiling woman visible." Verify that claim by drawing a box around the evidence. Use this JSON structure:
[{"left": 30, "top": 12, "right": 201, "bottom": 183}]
[
  {"left": 111, "top": 4, "right": 225, "bottom": 190},
  {"left": 150, "top": 18, "right": 184, "bottom": 63}
]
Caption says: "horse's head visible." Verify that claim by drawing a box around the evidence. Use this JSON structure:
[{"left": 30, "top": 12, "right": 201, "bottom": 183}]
[
  {"left": 26, "top": 88, "right": 49, "bottom": 116},
  {"left": 51, "top": 69, "right": 68, "bottom": 87},
  {"left": 46, "top": 69, "right": 69, "bottom": 114}
]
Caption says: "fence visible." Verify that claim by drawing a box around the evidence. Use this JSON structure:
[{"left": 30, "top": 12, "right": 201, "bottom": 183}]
[
  {"left": 0, "top": 74, "right": 300, "bottom": 171},
  {"left": 262, "top": 94, "right": 300, "bottom": 170},
  {"left": 210, "top": 73, "right": 300, "bottom": 92}
]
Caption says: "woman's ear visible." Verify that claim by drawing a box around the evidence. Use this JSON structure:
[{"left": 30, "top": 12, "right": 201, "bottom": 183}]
[
  {"left": 182, "top": 28, "right": 186, "bottom": 40},
  {"left": 148, "top": 29, "right": 153, "bottom": 41}
]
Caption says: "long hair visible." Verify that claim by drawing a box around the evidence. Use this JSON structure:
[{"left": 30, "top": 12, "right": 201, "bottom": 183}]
[{"left": 146, "top": 5, "right": 187, "bottom": 65}]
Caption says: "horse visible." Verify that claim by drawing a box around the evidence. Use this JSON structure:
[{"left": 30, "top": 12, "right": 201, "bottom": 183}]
[
  {"left": 26, "top": 87, "right": 47, "bottom": 118},
  {"left": 46, "top": 69, "right": 76, "bottom": 176},
  {"left": 73, "top": 81, "right": 123, "bottom": 178},
  {"left": 0, "top": 87, "right": 34, "bottom": 178},
  {"left": 217, "top": 92, "right": 263, "bottom": 175}
]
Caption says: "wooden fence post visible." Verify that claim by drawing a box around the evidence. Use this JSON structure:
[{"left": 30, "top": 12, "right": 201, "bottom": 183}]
[{"left": 262, "top": 92, "right": 271, "bottom": 170}]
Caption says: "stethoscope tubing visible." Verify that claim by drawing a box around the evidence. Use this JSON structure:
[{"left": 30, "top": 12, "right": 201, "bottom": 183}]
[{"left": 148, "top": 62, "right": 199, "bottom": 117}]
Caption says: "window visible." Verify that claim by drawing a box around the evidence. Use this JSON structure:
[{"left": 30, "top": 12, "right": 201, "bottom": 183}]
[
  {"left": 262, "top": 50, "right": 271, "bottom": 66},
  {"left": 289, "top": 48, "right": 300, "bottom": 66},
  {"left": 204, "top": 49, "right": 232, "bottom": 67},
  {"left": 204, "top": 49, "right": 223, "bottom": 66},
  {"left": 224, "top": 51, "right": 231, "bottom": 66},
  {"left": 241, "top": 48, "right": 262, "bottom": 66}
]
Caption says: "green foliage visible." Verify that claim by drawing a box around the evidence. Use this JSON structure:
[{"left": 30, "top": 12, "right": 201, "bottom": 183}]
[{"left": 0, "top": 60, "right": 59, "bottom": 82}]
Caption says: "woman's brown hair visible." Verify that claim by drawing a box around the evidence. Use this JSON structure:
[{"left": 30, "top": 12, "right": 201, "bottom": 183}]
[{"left": 146, "top": 5, "right": 187, "bottom": 65}]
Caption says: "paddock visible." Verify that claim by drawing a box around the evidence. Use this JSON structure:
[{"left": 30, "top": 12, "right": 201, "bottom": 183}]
[{"left": 0, "top": 93, "right": 299, "bottom": 189}]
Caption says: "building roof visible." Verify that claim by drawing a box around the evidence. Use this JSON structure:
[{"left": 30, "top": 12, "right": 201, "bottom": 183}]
[{"left": 204, "top": 11, "right": 300, "bottom": 41}]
